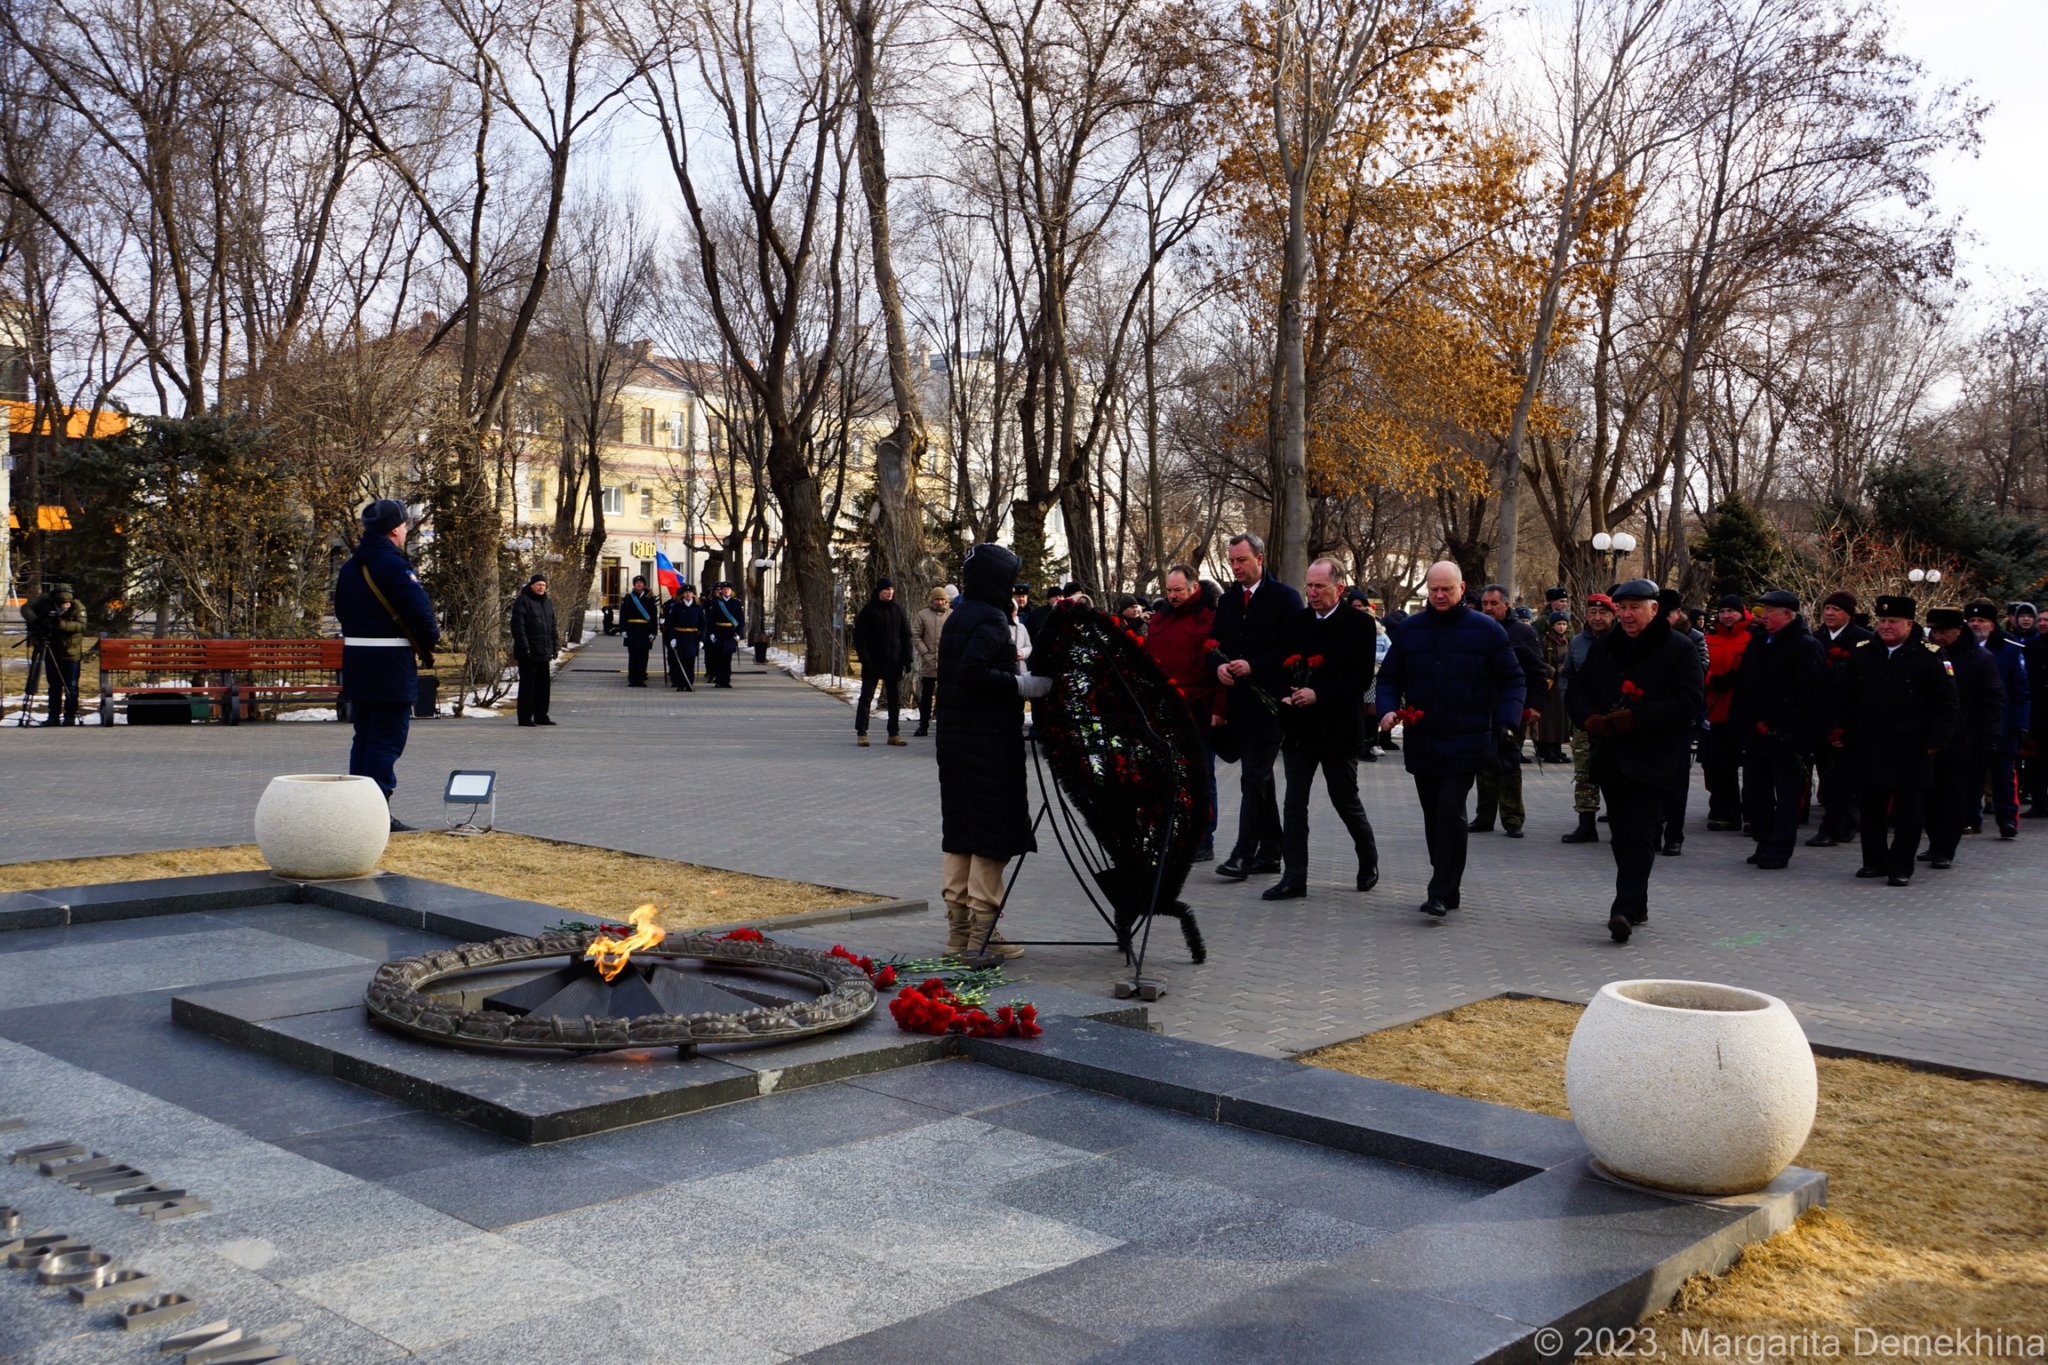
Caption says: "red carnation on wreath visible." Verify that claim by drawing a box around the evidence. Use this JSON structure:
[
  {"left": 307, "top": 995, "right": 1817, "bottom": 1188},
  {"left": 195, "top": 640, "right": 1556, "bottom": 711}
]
[
  {"left": 1621, "top": 680, "right": 1644, "bottom": 702},
  {"left": 828, "top": 944, "right": 896, "bottom": 989},
  {"left": 718, "top": 927, "right": 766, "bottom": 943}
]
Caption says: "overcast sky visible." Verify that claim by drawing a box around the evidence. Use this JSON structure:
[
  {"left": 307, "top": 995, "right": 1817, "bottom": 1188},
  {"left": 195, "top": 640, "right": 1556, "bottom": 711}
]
[{"left": 1889, "top": 0, "right": 2044, "bottom": 307}]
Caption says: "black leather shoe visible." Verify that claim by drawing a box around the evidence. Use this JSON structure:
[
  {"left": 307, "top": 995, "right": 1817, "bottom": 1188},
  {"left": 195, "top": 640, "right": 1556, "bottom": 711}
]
[
  {"left": 1356, "top": 868, "right": 1380, "bottom": 892},
  {"left": 1706, "top": 819, "right": 1741, "bottom": 832},
  {"left": 1192, "top": 843, "right": 1214, "bottom": 863},
  {"left": 1887, "top": 875, "right": 1911, "bottom": 886},
  {"left": 1745, "top": 852, "right": 1761, "bottom": 864},
  {"left": 536, "top": 717, "right": 556, "bottom": 726},
  {"left": 1930, "top": 857, "right": 1952, "bottom": 869},
  {"left": 1854, "top": 867, "right": 1886, "bottom": 878},
  {"left": 1503, "top": 825, "right": 1524, "bottom": 839},
  {"left": 1915, "top": 850, "right": 1934, "bottom": 862},
  {"left": 1466, "top": 817, "right": 1493, "bottom": 834},
  {"left": 1561, "top": 815, "right": 1599, "bottom": 844},
  {"left": 1627, "top": 907, "right": 1649, "bottom": 924},
  {"left": 1753, "top": 857, "right": 1789, "bottom": 870},
  {"left": 1245, "top": 857, "right": 1283, "bottom": 876},
  {"left": 1261, "top": 881, "right": 1307, "bottom": 901},
  {"left": 1608, "top": 913, "right": 1632, "bottom": 943},
  {"left": 1661, "top": 840, "right": 1682, "bottom": 856},
  {"left": 1215, "top": 858, "right": 1251, "bottom": 880},
  {"left": 2000, "top": 825, "right": 2018, "bottom": 839},
  {"left": 1418, "top": 899, "right": 1448, "bottom": 918},
  {"left": 389, "top": 817, "right": 414, "bottom": 833},
  {"left": 1805, "top": 833, "right": 1838, "bottom": 847}
]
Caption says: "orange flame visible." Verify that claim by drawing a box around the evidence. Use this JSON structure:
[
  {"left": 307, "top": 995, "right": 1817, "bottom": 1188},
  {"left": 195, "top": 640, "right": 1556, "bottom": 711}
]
[{"left": 585, "top": 903, "right": 666, "bottom": 981}]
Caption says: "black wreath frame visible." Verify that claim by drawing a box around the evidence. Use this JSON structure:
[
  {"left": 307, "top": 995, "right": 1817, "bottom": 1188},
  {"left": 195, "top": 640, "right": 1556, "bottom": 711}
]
[{"left": 1031, "top": 604, "right": 1207, "bottom": 963}]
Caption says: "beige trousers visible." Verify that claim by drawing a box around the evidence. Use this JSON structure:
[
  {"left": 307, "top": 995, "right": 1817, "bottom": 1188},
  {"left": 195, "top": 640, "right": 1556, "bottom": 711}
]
[{"left": 942, "top": 852, "right": 1009, "bottom": 915}]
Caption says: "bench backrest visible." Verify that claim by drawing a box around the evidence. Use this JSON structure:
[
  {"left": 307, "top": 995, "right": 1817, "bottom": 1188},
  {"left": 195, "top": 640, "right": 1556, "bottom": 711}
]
[{"left": 99, "top": 638, "right": 343, "bottom": 672}]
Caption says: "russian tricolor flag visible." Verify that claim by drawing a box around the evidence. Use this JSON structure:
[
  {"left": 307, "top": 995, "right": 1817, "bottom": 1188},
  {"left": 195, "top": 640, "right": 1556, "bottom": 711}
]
[{"left": 655, "top": 551, "right": 682, "bottom": 595}]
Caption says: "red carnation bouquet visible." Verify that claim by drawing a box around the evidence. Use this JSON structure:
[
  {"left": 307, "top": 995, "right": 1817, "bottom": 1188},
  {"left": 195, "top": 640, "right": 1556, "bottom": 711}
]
[
  {"left": 890, "top": 978, "right": 1040, "bottom": 1038},
  {"left": 1393, "top": 705, "right": 1426, "bottom": 727},
  {"left": 1620, "top": 680, "right": 1644, "bottom": 703},
  {"left": 828, "top": 943, "right": 897, "bottom": 989}
]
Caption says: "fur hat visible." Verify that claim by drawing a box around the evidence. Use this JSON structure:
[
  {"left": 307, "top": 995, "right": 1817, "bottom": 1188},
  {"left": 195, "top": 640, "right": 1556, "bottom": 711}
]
[
  {"left": 1823, "top": 590, "right": 1857, "bottom": 614},
  {"left": 1874, "top": 595, "right": 1917, "bottom": 619}
]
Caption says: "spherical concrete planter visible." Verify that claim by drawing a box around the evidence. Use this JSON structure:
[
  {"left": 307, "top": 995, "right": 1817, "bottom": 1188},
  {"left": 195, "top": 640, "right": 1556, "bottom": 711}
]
[
  {"left": 1565, "top": 979, "right": 1816, "bottom": 1196},
  {"left": 254, "top": 774, "right": 389, "bottom": 880}
]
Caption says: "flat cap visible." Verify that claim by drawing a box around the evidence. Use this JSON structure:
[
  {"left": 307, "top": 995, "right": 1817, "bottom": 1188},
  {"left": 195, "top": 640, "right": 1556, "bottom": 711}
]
[
  {"left": 1756, "top": 589, "right": 1800, "bottom": 610},
  {"left": 1611, "top": 577, "right": 1662, "bottom": 602}
]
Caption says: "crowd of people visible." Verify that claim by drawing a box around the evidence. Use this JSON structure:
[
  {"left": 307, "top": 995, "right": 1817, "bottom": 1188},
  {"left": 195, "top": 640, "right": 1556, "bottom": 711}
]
[{"left": 929, "top": 531, "right": 2043, "bottom": 956}]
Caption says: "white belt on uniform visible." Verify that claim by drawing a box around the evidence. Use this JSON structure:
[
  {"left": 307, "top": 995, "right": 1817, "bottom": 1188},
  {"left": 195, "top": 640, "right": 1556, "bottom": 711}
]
[{"left": 343, "top": 637, "right": 413, "bottom": 648}]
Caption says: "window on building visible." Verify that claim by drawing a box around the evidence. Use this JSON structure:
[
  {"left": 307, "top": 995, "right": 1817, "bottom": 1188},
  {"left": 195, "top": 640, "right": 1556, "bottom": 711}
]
[
  {"left": 639, "top": 407, "right": 656, "bottom": 445},
  {"left": 850, "top": 435, "right": 865, "bottom": 469},
  {"left": 640, "top": 488, "right": 655, "bottom": 517},
  {"left": 707, "top": 416, "right": 724, "bottom": 454},
  {"left": 670, "top": 411, "right": 686, "bottom": 447},
  {"left": 601, "top": 486, "right": 623, "bottom": 515},
  {"left": 604, "top": 405, "right": 624, "bottom": 443},
  {"left": 530, "top": 477, "right": 547, "bottom": 511}
]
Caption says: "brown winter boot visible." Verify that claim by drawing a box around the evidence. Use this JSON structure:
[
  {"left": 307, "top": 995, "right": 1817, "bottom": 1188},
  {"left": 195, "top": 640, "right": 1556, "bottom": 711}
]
[
  {"left": 966, "top": 908, "right": 1025, "bottom": 960},
  {"left": 944, "top": 902, "right": 972, "bottom": 953}
]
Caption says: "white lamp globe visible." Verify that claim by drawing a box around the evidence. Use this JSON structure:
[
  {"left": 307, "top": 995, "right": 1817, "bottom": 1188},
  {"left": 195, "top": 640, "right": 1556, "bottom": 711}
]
[
  {"left": 1592, "top": 532, "right": 1612, "bottom": 552},
  {"left": 1613, "top": 532, "right": 1638, "bottom": 554},
  {"left": 1908, "top": 569, "right": 1925, "bottom": 583},
  {"left": 1927, "top": 570, "right": 1942, "bottom": 584}
]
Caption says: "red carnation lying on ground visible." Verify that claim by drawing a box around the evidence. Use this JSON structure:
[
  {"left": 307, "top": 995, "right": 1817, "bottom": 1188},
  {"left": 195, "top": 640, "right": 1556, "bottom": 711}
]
[
  {"left": 828, "top": 944, "right": 897, "bottom": 989},
  {"left": 889, "top": 979, "right": 1040, "bottom": 1038},
  {"left": 718, "top": 927, "right": 766, "bottom": 942}
]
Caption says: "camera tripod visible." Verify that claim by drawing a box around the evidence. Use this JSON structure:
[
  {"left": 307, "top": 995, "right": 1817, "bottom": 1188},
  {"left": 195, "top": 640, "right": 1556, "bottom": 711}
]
[{"left": 11, "top": 634, "right": 68, "bottom": 726}]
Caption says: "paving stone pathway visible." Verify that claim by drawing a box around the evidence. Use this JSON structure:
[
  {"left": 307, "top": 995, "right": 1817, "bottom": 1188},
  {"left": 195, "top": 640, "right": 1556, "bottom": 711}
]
[{"left": 3, "top": 632, "right": 2042, "bottom": 1081}]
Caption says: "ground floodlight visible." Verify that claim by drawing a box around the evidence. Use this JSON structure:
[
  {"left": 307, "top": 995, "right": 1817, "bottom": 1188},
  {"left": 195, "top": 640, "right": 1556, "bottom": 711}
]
[{"left": 443, "top": 770, "right": 497, "bottom": 835}]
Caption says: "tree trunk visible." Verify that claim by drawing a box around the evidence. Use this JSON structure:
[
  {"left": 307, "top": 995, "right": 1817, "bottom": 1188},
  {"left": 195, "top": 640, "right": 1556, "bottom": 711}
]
[{"left": 1273, "top": 168, "right": 1310, "bottom": 589}]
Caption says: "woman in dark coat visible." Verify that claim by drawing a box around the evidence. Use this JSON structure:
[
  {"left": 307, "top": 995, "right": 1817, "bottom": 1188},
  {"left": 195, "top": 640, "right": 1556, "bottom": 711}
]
[
  {"left": 1566, "top": 578, "right": 1705, "bottom": 942},
  {"left": 508, "top": 574, "right": 560, "bottom": 727},
  {"left": 937, "top": 544, "right": 1050, "bottom": 957}
]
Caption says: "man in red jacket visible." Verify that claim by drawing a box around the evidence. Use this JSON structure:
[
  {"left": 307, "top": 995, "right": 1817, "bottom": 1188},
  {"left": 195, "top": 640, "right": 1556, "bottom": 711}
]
[
  {"left": 1145, "top": 564, "right": 1221, "bottom": 860},
  {"left": 1700, "top": 594, "right": 1753, "bottom": 830}
]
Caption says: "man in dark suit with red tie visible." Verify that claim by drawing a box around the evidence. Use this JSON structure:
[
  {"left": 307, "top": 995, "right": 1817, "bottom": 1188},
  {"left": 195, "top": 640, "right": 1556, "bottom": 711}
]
[{"left": 1205, "top": 532, "right": 1305, "bottom": 880}]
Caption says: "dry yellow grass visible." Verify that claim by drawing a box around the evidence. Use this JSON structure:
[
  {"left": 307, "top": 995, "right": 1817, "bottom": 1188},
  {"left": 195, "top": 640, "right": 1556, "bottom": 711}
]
[
  {"left": 0, "top": 833, "right": 885, "bottom": 932},
  {"left": 1304, "top": 997, "right": 2048, "bottom": 1360}
]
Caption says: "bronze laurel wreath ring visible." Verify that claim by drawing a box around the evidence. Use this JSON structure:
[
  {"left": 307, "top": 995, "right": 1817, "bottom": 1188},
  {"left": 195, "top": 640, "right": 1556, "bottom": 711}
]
[{"left": 363, "top": 930, "right": 877, "bottom": 1052}]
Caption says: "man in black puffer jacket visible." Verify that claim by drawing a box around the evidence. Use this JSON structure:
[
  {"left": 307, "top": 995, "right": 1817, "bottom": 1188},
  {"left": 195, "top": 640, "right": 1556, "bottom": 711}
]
[
  {"left": 1730, "top": 590, "right": 1825, "bottom": 868},
  {"left": 853, "top": 578, "right": 915, "bottom": 746},
  {"left": 937, "top": 544, "right": 1051, "bottom": 960},
  {"left": 1567, "top": 578, "right": 1705, "bottom": 942},
  {"left": 508, "top": 573, "right": 560, "bottom": 726}
]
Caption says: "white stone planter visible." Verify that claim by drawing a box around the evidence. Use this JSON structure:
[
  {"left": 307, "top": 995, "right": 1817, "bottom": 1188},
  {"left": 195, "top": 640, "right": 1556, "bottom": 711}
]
[
  {"left": 254, "top": 774, "right": 390, "bottom": 880},
  {"left": 1565, "top": 979, "right": 1816, "bottom": 1196}
]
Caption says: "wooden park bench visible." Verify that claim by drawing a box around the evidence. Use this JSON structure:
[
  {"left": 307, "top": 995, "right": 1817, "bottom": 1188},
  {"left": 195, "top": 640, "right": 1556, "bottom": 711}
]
[{"left": 96, "top": 637, "right": 345, "bottom": 725}]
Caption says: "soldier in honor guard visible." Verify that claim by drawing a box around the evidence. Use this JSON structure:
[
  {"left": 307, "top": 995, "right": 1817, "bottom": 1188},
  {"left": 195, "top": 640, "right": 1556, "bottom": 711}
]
[
  {"left": 705, "top": 581, "right": 746, "bottom": 688},
  {"left": 618, "top": 575, "right": 659, "bottom": 687},
  {"left": 663, "top": 583, "right": 706, "bottom": 690},
  {"left": 336, "top": 499, "right": 441, "bottom": 829},
  {"left": 1830, "top": 595, "right": 1957, "bottom": 885}
]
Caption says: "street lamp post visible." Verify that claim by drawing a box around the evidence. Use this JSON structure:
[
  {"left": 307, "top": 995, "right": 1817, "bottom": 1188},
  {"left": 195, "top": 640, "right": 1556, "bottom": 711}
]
[
  {"left": 1590, "top": 530, "right": 1638, "bottom": 582},
  {"left": 1906, "top": 568, "right": 1943, "bottom": 594}
]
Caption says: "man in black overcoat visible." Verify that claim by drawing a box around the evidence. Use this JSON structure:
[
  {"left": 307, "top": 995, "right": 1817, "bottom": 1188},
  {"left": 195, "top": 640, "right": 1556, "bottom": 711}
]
[
  {"left": 1730, "top": 590, "right": 1826, "bottom": 869},
  {"left": 937, "top": 544, "right": 1050, "bottom": 959},
  {"left": 1808, "top": 591, "right": 1873, "bottom": 845},
  {"left": 1472, "top": 583, "right": 1548, "bottom": 837},
  {"left": 853, "top": 577, "right": 915, "bottom": 746},
  {"left": 1257, "top": 558, "right": 1379, "bottom": 900},
  {"left": 1205, "top": 532, "right": 1304, "bottom": 880},
  {"left": 1831, "top": 596, "right": 1958, "bottom": 885},
  {"left": 618, "top": 576, "right": 659, "bottom": 687},
  {"left": 1565, "top": 578, "right": 1704, "bottom": 943},
  {"left": 1922, "top": 607, "right": 2003, "bottom": 869}
]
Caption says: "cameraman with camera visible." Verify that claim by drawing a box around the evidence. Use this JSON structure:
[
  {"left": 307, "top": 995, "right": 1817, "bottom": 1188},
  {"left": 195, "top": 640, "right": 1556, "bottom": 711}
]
[{"left": 21, "top": 583, "right": 88, "bottom": 726}]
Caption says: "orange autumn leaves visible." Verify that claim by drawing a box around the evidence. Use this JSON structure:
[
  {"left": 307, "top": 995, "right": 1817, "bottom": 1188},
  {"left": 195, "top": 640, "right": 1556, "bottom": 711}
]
[{"left": 1211, "top": 0, "right": 1620, "bottom": 502}]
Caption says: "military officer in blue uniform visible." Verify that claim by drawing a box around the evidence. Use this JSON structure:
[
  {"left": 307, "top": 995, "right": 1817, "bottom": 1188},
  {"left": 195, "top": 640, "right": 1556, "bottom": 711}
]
[{"left": 335, "top": 499, "right": 440, "bottom": 828}]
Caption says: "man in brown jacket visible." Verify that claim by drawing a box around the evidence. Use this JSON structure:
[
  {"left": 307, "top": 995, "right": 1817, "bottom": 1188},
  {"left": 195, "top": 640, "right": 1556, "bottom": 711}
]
[{"left": 912, "top": 586, "right": 949, "bottom": 736}]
